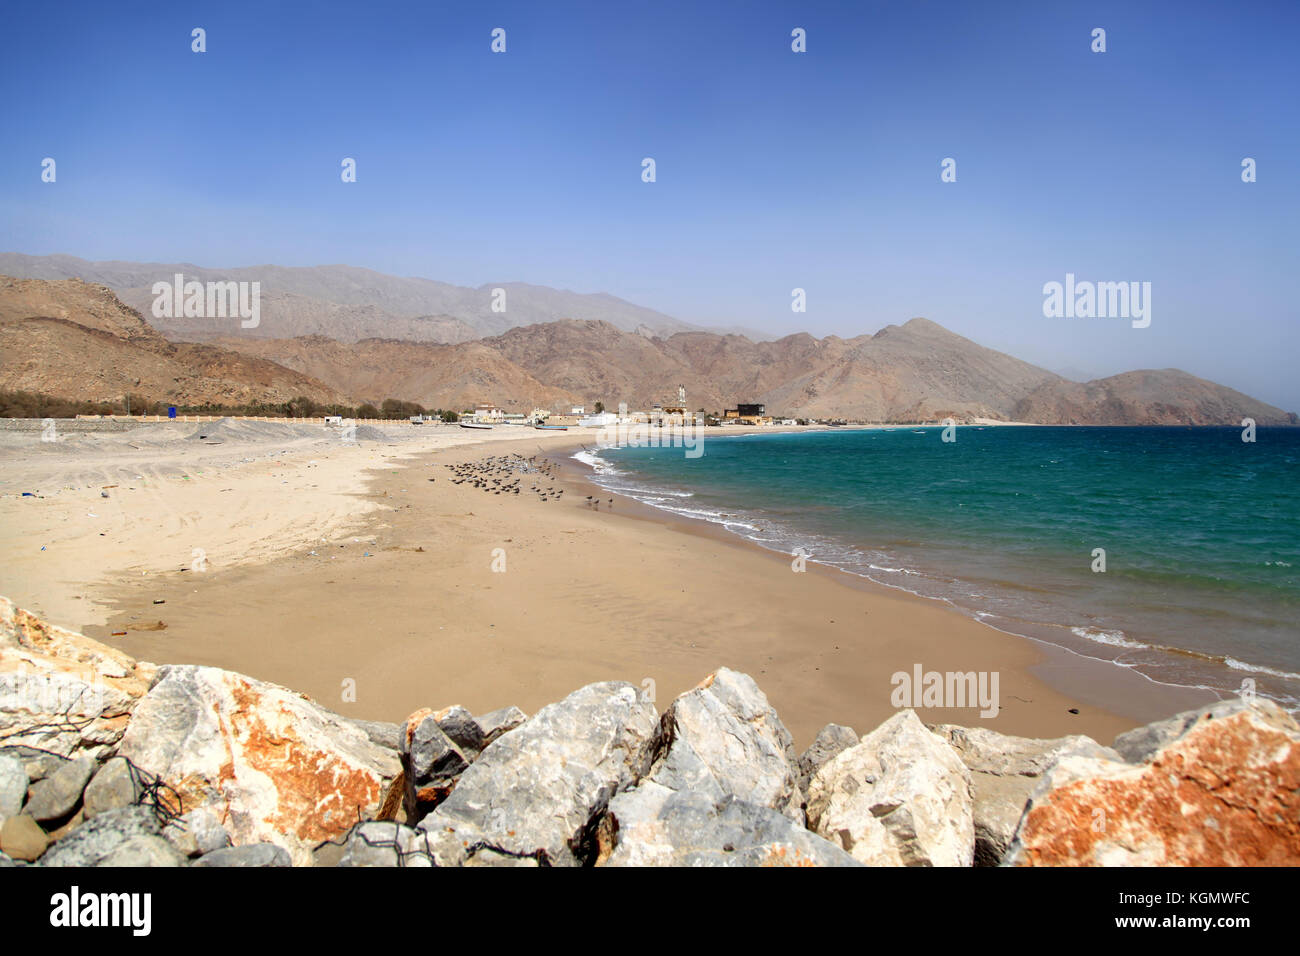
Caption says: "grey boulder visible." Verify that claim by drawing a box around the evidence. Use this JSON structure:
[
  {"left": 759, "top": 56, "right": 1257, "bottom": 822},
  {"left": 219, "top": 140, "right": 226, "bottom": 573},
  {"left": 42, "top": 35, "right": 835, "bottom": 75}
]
[
  {"left": 462, "top": 847, "right": 540, "bottom": 867},
  {"left": 97, "top": 834, "right": 187, "bottom": 867},
  {"left": 401, "top": 713, "right": 470, "bottom": 823},
  {"left": 23, "top": 755, "right": 96, "bottom": 822},
  {"left": 193, "top": 843, "right": 292, "bottom": 867},
  {"left": 0, "top": 753, "right": 28, "bottom": 822},
  {"left": 599, "top": 784, "right": 860, "bottom": 867},
  {"left": 346, "top": 718, "right": 404, "bottom": 753},
  {"left": 474, "top": 705, "right": 527, "bottom": 745},
  {"left": 337, "top": 821, "right": 431, "bottom": 867},
  {"left": 797, "top": 723, "right": 858, "bottom": 795},
  {"left": 643, "top": 668, "right": 805, "bottom": 822},
  {"left": 162, "top": 808, "right": 231, "bottom": 858},
  {"left": 37, "top": 806, "right": 159, "bottom": 867},
  {"left": 419, "top": 681, "right": 659, "bottom": 866},
  {"left": 434, "top": 705, "right": 486, "bottom": 757},
  {"left": 0, "top": 746, "right": 64, "bottom": 784},
  {"left": 83, "top": 757, "right": 146, "bottom": 818}
]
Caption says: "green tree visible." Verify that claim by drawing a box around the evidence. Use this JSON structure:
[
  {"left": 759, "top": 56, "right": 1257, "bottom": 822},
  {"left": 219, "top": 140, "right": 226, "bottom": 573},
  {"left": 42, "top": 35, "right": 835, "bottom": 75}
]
[{"left": 287, "top": 396, "right": 319, "bottom": 418}]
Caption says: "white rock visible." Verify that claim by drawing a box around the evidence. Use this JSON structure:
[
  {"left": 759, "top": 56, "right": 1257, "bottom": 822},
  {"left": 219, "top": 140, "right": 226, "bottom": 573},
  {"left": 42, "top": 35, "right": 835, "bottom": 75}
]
[
  {"left": 644, "top": 668, "right": 805, "bottom": 822},
  {"left": 808, "top": 710, "right": 974, "bottom": 866},
  {"left": 117, "top": 664, "right": 400, "bottom": 866}
]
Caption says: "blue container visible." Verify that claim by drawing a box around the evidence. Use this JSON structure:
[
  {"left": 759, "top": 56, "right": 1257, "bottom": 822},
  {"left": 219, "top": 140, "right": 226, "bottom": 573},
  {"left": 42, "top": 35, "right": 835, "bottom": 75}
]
[{"left": 168, "top": 406, "right": 177, "bottom": 419}]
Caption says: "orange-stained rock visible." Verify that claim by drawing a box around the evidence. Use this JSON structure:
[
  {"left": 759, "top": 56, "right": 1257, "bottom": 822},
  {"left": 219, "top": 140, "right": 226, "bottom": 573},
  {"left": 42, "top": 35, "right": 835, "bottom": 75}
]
[
  {"left": 0, "top": 596, "right": 153, "bottom": 760},
  {"left": 116, "top": 664, "right": 400, "bottom": 865},
  {"left": 1006, "top": 699, "right": 1300, "bottom": 866}
]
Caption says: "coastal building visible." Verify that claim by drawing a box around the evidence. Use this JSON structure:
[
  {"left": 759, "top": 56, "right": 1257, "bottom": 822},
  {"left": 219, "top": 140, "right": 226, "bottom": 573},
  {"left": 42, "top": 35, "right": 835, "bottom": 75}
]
[
  {"left": 724, "top": 403, "right": 771, "bottom": 425},
  {"left": 651, "top": 385, "right": 701, "bottom": 426},
  {"left": 472, "top": 403, "right": 505, "bottom": 423}
]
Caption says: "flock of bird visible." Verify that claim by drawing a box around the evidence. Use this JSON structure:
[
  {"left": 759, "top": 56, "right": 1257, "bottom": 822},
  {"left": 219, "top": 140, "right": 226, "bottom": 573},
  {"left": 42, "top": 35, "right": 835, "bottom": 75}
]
[
  {"left": 443, "top": 453, "right": 565, "bottom": 502},
  {"left": 440, "top": 452, "right": 615, "bottom": 509}
]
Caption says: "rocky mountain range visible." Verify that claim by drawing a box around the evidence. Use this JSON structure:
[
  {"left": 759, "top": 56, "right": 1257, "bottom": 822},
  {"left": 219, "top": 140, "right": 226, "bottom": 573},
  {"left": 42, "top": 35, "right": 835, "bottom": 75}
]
[
  {"left": 0, "top": 277, "right": 347, "bottom": 408},
  {"left": 0, "top": 272, "right": 1294, "bottom": 424},
  {"left": 0, "top": 253, "right": 753, "bottom": 343}
]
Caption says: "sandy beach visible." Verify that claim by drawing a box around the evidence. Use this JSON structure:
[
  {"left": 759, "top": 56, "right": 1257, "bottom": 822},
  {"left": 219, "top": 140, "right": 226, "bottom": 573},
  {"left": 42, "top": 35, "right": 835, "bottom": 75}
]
[{"left": 0, "top": 419, "right": 1214, "bottom": 749}]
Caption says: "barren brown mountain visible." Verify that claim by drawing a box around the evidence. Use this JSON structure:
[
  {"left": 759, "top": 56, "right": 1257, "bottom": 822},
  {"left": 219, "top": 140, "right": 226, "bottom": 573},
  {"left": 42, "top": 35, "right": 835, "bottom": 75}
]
[
  {"left": 0, "top": 254, "right": 719, "bottom": 342},
  {"left": 2, "top": 275, "right": 1294, "bottom": 425},
  {"left": 213, "top": 334, "right": 578, "bottom": 410},
  {"left": 1013, "top": 370, "right": 1295, "bottom": 425},
  {"left": 0, "top": 277, "right": 347, "bottom": 407},
  {"left": 114, "top": 287, "right": 483, "bottom": 346}
]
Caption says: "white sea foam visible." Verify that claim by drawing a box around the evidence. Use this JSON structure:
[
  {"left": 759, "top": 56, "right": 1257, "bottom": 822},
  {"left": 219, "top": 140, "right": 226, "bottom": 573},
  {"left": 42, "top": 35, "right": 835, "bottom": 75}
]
[
  {"left": 1223, "top": 657, "right": 1300, "bottom": 681},
  {"left": 571, "top": 450, "right": 614, "bottom": 473},
  {"left": 1069, "top": 626, "right": 1149, "bottom": 650},
  {"left": 868, "top": 563, "right": 921, "bottom": 575}
]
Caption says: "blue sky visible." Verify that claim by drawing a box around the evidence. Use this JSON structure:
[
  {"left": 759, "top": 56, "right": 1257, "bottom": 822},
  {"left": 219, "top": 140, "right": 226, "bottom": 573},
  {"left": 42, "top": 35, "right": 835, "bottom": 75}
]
[{"left": 2, "top": 1, "right": 1298, "bottom": 409}]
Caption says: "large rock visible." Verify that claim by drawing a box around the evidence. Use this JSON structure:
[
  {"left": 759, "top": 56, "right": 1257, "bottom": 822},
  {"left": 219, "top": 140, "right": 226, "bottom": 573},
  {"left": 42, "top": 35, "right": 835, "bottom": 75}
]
[
  {"left": 462, "top": 847, "right": 540, "bottom": 867},
  {"left": 83, "top": 757, "right": 146, "bottom": 818},
  {"left": 808, "top": 710, "right": 974, "bottom": 866},
  {"left": 345, "top": 718, "right": 403, "bottom": 752},
  {"left": 162, "top": 808, "right": 231, "bottom": 858},
  {"left": 1111, "top": 698, "right": 1257, "bottom": 763},
  {"left": 641, "top": 668, "right": 804, "bottom": 822},
  {"left": 1006, "top": 698, "right": 1300, "bottom": 866},
  {"left": 432, "top": 705, "right": 485, "bottom": 757},
  {"left": 37, "top": 806, "right": 159, "bottom": 867},
  {"left": 192, "top": 843, "right": 292, "bottom": 867},
  {"left": 0, "top": 597, "right": 153, "bottom": 761},
  {"left": 0, "top": 814, "right": 49, "bottom": 861},
  {"left": 797, "top": 723, "right": 858, "bottom": 795},
  {"left": 418, "top": 681, "right": 659, "bottom": 866},
  {"left": 23, "top": 755, "right": 95, "bottom": 822},
  {"left": 0, "top": 753, "right": 27, "bottom": 822},
  {"left": 598, "top": 784, "right": 860, "bottom": 867},
  {"left": 0, "top": 746, "right": 64, "bottom": 783},
  {"left": 401, "top": 709, "right": 470, "bottom": 823},
  {"left": 337, "top": 821, "right": 432, "bottom": 867},
  {"left": 116, "top": 664, "right": 400, "bottom": 866},
  {"left": 98, "top": 834, "right": 187, "bottom": 867},
  {"left": 475, "top": 706, "right": 527, "bottom": 745},
  {"left": 931, "top": 724, "right": 1119, "bottom": 865}
]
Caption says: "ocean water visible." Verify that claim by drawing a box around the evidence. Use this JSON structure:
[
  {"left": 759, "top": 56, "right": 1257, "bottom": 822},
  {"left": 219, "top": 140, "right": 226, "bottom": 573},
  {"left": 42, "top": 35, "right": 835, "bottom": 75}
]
[{"left": 576, "top": 426, "right": 1300, "bottom": 709}]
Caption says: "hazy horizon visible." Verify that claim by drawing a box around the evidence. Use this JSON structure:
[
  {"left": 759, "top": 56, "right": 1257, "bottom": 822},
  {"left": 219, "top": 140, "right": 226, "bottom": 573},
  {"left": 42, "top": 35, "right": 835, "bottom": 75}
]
[{"left": 2, "top": 0, "right": 1297, "bottom": 410}]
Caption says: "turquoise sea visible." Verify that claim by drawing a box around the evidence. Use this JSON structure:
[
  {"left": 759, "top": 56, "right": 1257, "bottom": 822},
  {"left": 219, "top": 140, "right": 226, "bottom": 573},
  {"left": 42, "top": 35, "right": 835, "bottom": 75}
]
[{"left": 578, "top": 426, "right": 1300, "bottom": 709}]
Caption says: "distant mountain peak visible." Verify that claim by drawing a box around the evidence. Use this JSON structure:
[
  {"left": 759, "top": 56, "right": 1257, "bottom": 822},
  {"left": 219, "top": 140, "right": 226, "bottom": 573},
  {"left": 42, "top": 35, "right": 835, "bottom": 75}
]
[{"left": 2, "top": 264, "right": 1294, "bottom": 426}]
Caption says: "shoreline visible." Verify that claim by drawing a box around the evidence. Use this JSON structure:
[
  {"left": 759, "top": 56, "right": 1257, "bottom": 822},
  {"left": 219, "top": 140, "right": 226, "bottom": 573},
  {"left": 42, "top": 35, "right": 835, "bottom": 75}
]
[
  {"left": 81, "top": 429, "right": 1213, "bottom": 748},
  {"left": 568, "top": 427, "right": 1299, "bottom": 714},
  {"left": 549, "top": 441, "right": 1221, "bottom": 727}
]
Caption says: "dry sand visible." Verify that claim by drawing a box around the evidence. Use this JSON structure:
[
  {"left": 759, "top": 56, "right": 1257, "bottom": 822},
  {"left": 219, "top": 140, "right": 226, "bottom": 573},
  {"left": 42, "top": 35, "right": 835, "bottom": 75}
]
[{"left": 1, "top": 419, "right": 1213, "bottom": 749}]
